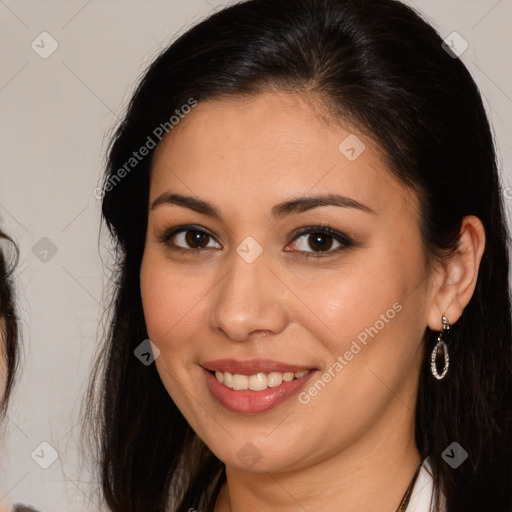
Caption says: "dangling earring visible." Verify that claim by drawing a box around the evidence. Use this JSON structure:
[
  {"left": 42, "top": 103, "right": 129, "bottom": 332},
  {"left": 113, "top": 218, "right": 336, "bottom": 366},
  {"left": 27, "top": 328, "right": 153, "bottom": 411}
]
[{"left": 430, "top": 315, "right": 450, "bottom": 380}]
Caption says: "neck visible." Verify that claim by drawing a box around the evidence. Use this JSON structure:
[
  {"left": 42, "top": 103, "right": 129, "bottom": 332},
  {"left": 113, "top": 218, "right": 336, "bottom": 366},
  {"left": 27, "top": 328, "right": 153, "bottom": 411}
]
[{"left": 214, "top": 401, "right": 421, "bottom": 512}]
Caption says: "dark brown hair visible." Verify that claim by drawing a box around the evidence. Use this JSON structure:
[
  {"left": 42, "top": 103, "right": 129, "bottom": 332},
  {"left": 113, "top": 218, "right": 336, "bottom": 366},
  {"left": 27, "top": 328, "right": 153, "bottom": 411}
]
[{"left": 0, "top": 228, "right": 19, "bottom": 417}]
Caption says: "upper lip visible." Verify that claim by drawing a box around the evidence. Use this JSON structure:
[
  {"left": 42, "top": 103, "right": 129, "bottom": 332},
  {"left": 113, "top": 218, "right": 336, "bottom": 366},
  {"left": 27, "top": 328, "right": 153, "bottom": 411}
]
[{"left": 201, "top": 358, "right": 315, "bottom": 375}]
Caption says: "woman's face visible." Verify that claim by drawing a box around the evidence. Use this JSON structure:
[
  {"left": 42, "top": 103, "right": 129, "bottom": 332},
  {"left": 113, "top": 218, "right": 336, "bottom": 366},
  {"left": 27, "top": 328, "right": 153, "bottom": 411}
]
[{"left": 140, "top": 91, "right": 436, "bottom": 473}]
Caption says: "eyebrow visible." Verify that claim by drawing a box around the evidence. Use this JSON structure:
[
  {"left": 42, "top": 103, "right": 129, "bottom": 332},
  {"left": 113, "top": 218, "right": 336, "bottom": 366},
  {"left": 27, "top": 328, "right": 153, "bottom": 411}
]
[{"left": 150, "top": 192, "right": 376, "bottom": 220}]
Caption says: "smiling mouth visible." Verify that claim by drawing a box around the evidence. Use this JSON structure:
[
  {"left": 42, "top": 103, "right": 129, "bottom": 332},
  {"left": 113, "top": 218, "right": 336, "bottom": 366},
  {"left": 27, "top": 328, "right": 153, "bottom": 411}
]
[
  {"left": 209, "top": 369, "right": 313, "bottom": 391},
  {"left": 201, "top": 360, "right": 319, "bottom": 414}
]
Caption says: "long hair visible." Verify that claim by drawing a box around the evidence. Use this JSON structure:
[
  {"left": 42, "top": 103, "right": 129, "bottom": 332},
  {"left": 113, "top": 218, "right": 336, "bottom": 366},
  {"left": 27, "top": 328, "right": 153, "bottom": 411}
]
[
  {"left": 85, "top": 0, "right": 512, "bottom": 510},
  {"left": 0, "top": 228, "right": 19, "bottom": 417}
]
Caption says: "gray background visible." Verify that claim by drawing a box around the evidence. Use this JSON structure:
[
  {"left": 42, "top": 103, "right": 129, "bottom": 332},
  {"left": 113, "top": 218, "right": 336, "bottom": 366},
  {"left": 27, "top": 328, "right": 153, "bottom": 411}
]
[{"left": 0, "top": 0, "right": 511, "bottom": 510}]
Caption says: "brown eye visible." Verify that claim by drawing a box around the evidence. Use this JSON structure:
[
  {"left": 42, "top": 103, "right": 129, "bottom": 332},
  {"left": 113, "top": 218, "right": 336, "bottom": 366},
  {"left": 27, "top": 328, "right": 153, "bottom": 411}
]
[
  {"left": 288, "top": 226, "right": 354, "bottom": 257},
  {"left": 293, "top": 232, "right": 339, "bottom": 253},
  {"left": 307, "top": 233, "right": 335, "bottom": 252},
  {"left": 171, "top": 229, "right": 221, "bottom": 250},
  {"left": 184, "top": 230, "right": 209, "bottom": 248}
]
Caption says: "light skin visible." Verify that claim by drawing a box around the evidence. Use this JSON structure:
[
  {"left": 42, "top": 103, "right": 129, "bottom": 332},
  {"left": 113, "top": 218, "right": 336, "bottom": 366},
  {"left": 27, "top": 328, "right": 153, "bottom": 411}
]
[{"left": 139, "top": 91, "right": 485, "bottom": 511}]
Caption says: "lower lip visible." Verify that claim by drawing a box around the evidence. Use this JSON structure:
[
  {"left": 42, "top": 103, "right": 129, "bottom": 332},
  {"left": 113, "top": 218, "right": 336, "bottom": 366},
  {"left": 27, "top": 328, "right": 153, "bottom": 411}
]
[{"left": 202, "top": 367, "right": 317, "bottom": 414}]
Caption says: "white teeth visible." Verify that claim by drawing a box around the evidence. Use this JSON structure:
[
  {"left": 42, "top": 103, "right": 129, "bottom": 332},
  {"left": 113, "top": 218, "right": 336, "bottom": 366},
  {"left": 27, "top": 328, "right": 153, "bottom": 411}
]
[
  {"left": 213, "top": 369, "right": 310, "bottom": 390},
  {"left": 267, "top": 372, "right": 283, "bottom": 387},
  {"left": 223, "top": 372, "right": 233, "bottom": 388},
  {"left": 282, "top": 372, "right": 295, "bottom": 382},
  {"left": 248, "top": 373, "right": 268, "bottom": 391},
  {"left": 232, "top": 374, "right": 248, "bottom": 390}
]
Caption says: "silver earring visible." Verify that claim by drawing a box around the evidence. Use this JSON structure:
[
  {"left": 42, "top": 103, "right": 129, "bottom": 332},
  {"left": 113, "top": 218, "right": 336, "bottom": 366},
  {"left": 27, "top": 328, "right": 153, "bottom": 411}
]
[{"left": 430, "top": 315, "right": 450, "bottom": 380}]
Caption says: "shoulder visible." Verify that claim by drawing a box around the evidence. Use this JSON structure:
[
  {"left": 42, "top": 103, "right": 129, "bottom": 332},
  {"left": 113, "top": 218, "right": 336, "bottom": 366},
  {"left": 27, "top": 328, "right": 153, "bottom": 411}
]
[{"left": 407, "top": 457, "right": 447, "bottom": 512}]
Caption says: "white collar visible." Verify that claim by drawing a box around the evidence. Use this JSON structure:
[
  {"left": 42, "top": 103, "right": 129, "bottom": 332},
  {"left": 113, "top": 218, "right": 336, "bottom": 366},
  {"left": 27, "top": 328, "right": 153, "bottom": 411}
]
[{"left": 406, "top": 457, "right": 446, "bottom": 512}]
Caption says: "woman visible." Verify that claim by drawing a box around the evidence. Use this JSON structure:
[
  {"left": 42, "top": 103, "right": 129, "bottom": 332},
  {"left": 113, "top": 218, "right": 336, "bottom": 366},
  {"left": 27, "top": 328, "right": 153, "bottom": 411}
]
[{"left": 86, "top": 0, "right": 512, "bottom": 511}]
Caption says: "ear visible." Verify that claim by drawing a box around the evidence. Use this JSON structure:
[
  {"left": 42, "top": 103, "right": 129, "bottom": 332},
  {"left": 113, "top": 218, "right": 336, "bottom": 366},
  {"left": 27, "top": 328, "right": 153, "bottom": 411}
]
[{"left": 427, "top": 215, "right": 486, "bottom": 331}]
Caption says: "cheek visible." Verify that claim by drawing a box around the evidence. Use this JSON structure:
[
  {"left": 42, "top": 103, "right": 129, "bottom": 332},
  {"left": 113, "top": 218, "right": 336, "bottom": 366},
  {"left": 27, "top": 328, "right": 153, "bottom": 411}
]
[
  {"left": 139, "top": 249, "right": 223, "bottom": 442},
  {"left": 292, "top": 241, "right": 426, "bottom": 388},
  {"left": 139, "top": 250, "right": 204, "bottom": 352},
  {"left": 288, "top": 254, "right": 407, "bottom": 353},
  {"left": 288, "top": 267, "right": 425, "bottom": 449},
  {"left": 140, "top": 251, "right": 196, "bottom": 401}
]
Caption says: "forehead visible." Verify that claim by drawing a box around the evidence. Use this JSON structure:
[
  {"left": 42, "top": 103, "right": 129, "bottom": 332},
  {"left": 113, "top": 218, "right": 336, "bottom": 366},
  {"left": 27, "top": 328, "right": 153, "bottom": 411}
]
[{"left": 149, "top": 91, "right": 417, "bottom": 222}]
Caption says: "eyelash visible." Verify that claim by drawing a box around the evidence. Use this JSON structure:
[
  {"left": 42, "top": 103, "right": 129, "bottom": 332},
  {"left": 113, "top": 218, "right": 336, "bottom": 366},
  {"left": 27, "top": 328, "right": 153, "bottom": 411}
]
[{"left": 157, "top": 224, "right": 354, "bottom": 259}]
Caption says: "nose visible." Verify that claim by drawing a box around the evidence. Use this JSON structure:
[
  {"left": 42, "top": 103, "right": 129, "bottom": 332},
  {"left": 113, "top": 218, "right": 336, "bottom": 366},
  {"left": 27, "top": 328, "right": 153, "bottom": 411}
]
[{"left": 208, "top": 244, "right": 289, "bottom": 342}]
